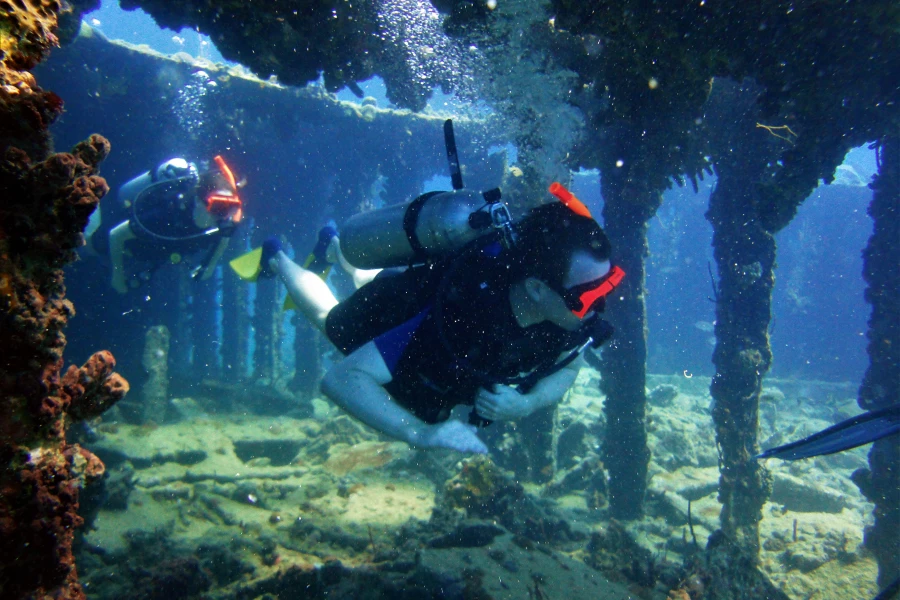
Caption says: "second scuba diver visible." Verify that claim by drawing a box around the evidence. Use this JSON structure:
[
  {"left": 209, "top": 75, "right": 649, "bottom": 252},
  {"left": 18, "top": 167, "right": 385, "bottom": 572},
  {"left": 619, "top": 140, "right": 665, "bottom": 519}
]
[{"left": 92, "top": 156, "right": 244, "bottom": 294}]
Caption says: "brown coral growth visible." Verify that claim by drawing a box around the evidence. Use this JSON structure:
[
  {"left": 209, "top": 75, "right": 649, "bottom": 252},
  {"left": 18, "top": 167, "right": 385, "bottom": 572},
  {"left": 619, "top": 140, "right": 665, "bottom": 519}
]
[{"left": 0, "top": 1, "right": 128, "bottom": 599}]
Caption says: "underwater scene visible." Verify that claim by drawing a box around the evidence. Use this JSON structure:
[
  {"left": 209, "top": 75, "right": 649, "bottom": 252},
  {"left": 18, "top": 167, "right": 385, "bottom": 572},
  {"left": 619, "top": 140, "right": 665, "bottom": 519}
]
[{"left": 0, "top": 1, "right": 897, "bottom": 599}]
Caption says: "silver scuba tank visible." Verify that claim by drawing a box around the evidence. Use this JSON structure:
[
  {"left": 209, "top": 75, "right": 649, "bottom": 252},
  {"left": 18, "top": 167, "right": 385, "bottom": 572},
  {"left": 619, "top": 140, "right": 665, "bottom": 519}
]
[
  {"left": 340, "top": 188, "right": 511, "bottom": 269},
  {"left": 118, "top": 158, "right": 196, "bottom": 209},
  {"left": 118, "top": 170, "right": 154, "bottom": 210}
]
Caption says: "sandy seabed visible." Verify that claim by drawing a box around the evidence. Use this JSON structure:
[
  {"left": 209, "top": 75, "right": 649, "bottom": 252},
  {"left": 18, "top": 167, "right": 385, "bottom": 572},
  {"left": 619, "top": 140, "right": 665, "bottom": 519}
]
[{"left": 75, "top": 369, "right": 878, "bottom": 599}]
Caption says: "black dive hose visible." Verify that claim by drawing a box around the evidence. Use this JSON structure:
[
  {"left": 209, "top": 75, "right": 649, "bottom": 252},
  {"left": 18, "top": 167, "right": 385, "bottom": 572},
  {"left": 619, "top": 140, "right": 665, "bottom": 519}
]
[{"left": 129, "top": 178, "right": 224, "bottom": 243}]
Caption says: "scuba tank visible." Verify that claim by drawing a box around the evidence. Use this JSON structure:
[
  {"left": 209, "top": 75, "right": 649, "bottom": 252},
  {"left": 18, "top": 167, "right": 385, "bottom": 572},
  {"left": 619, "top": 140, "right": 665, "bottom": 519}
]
[
  {"left": 118, "top": 158, "right": 196, "bottom": 210},
  {"left": 339, "top": 120, "right": 514, "bottom": 269},
  {"left": 340, "top": 188, "right": 512, "bottom": 269}
]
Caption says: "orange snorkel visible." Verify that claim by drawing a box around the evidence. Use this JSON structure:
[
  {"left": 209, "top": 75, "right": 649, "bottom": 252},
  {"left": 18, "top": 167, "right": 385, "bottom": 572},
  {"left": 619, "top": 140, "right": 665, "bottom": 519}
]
[
  {"left": 549, "top": 182, "right": 592, "bottom": 219},
  {"left": 206, "top": 155, "right": 243, "bottom": 223}
]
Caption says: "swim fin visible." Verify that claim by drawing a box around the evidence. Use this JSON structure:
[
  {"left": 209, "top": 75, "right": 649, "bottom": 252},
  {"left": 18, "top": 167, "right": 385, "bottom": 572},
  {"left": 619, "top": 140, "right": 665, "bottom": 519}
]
[
  {"left": 303, "top": 221, "right": 338, "bottom": 279},
  {"left": 228, "top": 263, "right": 302, "bottom": 310},
  {"left": 757, "top": 403, "right": 900, "bottom": 461},
  {"left": 230, "top": 237, "right": 284, "bottom": 282},
  {"left": 229, "top": 247, "right": 264, "bottom": 282}
]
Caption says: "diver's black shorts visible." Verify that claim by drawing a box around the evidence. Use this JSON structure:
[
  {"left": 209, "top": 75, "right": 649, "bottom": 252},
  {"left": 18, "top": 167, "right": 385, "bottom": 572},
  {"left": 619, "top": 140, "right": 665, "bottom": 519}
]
[{"left": 324, "top": 266, "right": 441, "bottom": 356}]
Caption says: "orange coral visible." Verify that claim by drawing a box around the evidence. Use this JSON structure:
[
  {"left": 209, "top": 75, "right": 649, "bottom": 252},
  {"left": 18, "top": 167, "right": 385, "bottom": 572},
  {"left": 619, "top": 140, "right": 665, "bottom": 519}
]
[{"left": 64, "top": 351, "right": 130, "bottom": 422}]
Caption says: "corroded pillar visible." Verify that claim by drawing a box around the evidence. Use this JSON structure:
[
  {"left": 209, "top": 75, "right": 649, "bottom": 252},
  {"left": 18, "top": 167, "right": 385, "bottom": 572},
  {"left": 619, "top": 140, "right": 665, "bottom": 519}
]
[
  {"left": 853, "top": 134, "right": 900, "bottom": 589},
  {"left": 0, "top": 11, "right": 132, "bottom": 599},
  {"left": 0, "top": 136, "right": 129, "bottom": 600},
  {"left": 0, "top": 21, "right": 129, "bottom": 590},
  {"left": 140, "top": 325, "right": 170, "bottom": 423},
  {"left": 706, "top": 166, "right": 775, "bottom": 558},
  {"left": 701, "top": 79, "right": 777, "bottom": 564},
  {"left": 167, "top": 269, "right": 193, "bottom": 379},
  {"left": 599, "top": 176, "right": 659, "bottom": 520}
]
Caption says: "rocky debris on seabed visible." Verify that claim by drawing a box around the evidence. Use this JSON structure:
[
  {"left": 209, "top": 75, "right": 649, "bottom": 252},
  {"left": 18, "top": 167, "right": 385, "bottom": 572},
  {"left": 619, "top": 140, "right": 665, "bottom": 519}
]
[{"left": 73, "top": 371, "right": 880, "bottom": 599}]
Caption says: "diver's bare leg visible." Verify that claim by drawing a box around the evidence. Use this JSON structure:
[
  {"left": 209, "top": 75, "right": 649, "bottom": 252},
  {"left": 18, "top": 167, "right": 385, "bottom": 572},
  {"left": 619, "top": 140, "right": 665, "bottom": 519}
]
[
  {"left": 331, "top": 238, "right": 381, "bottom": 289},
  {"left": 270, "top": 251, "right": 337, "bottom": 331}
]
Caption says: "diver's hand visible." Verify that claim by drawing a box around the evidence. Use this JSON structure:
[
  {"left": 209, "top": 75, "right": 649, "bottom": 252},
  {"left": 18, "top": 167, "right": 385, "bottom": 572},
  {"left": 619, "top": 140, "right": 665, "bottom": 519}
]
[
  {"left": 475, "top": 384, "right": 532, "bottom": 421},
  {"left": 416, "top": 420, "right": 488, "bottom": 454}
]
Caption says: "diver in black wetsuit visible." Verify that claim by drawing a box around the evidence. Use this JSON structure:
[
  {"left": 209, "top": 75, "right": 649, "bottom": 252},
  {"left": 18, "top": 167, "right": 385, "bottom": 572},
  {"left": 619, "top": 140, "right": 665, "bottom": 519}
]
[
  {"left": 92, "top": 156, "right": 243, "bottom": 294},
  {"left": 231, "top": 120, "right": 622, "bottom": 454},
  {"left": 237, "top": 197, "right": 622, "bottom": 454}
]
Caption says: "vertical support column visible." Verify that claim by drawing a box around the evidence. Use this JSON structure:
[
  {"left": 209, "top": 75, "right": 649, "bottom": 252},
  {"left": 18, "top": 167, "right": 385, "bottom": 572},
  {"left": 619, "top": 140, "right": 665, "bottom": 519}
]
[
  {"left": 706, "top": 170, "right": 775, "bottom": 558},
  {"left": 701, "top": 78, "right": 776, "bottom": 563},
  {"left": 140, "top": 325, "right": 170, "bottom": 423},
  {"left": 252, "top": 278, "right": 279, "bottom": 382},
  {"left": 291, "top": 316, "right": 322, "bottom": 399},
  {"left": 599, "top": 176, "right": 659, "bottom": 520},
  {"left": 167, "top": 269, "right": 193, "bottom": 380},
  {"left": 853, "top": 134, "right": 900, "bottom": 589},
  {"left": 222, "top": 228, "right": 250, "bottom": 381},
  {"left": 192, "top": 271, "right": 219, "bottom": 380}
]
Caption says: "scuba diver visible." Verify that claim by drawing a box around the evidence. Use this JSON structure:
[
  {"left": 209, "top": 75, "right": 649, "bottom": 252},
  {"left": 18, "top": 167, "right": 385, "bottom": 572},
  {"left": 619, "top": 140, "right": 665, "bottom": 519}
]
[
  {"left": 230, "top": 120, "right": 623, "bottom": 454},
  {"left": 92, "top": 156, "right": 243, "bottom": 294}
]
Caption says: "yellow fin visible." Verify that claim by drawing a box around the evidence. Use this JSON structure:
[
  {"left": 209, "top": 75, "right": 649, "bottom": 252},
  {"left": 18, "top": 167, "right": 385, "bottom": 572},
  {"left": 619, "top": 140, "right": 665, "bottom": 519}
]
[{"left": 229, "top": 247, "right": 263, "bottom": 282}]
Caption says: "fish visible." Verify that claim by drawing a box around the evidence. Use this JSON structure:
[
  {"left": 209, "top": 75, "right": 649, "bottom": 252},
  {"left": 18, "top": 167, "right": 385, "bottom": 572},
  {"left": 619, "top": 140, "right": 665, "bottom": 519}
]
[{"left": 757, "top": 403, "right": 900, "bottom": 461}]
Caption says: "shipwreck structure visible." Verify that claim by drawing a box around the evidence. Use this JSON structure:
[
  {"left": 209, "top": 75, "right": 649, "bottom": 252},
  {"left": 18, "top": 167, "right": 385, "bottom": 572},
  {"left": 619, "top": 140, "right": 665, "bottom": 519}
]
[{"left": 1, "top": 0, "right": 896, "bottom": 597}]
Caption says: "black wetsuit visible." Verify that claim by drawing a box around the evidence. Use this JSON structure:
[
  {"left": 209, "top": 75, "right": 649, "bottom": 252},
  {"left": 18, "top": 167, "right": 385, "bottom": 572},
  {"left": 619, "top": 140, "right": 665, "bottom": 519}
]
[{"left": 325, "top": 246, "right": 580, "bottom": 423}]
